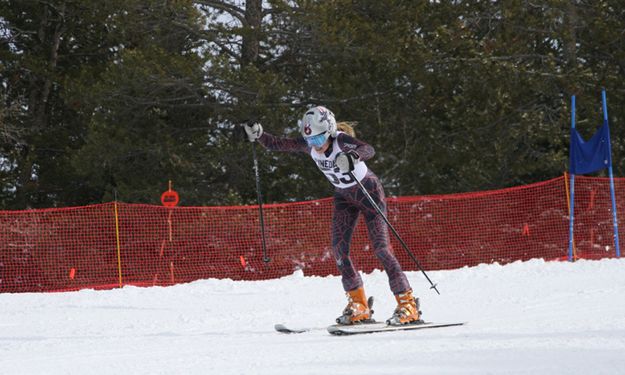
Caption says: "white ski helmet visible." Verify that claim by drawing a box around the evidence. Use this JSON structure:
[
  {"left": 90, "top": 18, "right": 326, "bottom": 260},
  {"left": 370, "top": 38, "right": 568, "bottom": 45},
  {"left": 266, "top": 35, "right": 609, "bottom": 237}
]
[{"left": 299, "top": 106, "right": 337, "bottom": 147}]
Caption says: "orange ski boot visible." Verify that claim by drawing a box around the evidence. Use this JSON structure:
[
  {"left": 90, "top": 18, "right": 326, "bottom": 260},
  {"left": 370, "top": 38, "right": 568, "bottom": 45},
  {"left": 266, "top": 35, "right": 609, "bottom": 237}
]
[
  {"left": 336, "top": 287, "right": 374, "bottom": 325},
  {"left": 386, "top": 289, "right": 423, "bottom": 326}
]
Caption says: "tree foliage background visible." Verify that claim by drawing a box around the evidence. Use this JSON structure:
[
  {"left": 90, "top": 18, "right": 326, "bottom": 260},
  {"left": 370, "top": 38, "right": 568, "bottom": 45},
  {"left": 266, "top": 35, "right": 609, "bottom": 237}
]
[{"left": 1, "top": 0, "right": 624, "bottom": 209}]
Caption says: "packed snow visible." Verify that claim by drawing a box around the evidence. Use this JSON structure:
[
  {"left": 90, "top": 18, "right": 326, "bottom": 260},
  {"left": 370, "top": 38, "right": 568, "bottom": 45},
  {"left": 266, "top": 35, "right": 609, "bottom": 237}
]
[{"left": 1, "top": 258, "right": 625, "bottom": 374}]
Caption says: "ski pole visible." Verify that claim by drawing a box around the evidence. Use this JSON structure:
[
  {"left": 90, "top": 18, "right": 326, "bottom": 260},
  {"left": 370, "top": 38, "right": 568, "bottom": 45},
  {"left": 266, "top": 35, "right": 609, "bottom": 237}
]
[
  {"left": 252, "top": 141, "right": 271, "bottom": 263},
  {"left": 348, "top": 171, "right": 440, "bottom": 295}
]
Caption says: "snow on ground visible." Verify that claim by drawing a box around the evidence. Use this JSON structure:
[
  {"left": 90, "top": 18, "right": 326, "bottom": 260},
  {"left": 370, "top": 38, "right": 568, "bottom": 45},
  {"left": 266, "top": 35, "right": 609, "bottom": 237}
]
[{"left": 1, "top": 258, "right": 625, "bottom": 374}]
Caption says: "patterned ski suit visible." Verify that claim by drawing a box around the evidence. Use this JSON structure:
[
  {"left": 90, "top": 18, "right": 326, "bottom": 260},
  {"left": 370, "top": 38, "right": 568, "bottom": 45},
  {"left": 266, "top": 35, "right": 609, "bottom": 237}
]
[{"left": 258, "top": 131, "right": 411, "bottom": 294}]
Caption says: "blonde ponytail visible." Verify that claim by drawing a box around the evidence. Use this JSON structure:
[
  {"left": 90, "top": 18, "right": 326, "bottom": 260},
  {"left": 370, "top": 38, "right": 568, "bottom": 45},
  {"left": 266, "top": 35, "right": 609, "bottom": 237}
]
[{"left": 336, "top": 121, "right": 357, "bottom": 137}]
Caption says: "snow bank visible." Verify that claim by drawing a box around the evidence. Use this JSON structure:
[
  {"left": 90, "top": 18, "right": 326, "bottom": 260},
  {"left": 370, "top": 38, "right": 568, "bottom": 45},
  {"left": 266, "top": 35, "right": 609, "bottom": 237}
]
[{"left": 1, "top": 258, "right": 624, "bottom": 374}]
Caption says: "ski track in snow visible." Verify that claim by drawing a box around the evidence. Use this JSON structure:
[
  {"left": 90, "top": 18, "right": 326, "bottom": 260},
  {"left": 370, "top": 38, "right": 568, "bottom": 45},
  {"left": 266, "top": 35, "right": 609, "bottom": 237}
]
[{"left": 1, "top": 258, "right": 625, "bottom": 374}]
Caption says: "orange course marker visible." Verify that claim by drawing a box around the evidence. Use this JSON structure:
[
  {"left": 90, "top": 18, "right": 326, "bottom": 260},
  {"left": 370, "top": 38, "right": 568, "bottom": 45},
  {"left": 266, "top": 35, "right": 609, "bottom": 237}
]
[{"left": 69, "top": 268, "right": 76, "bottom": 280}]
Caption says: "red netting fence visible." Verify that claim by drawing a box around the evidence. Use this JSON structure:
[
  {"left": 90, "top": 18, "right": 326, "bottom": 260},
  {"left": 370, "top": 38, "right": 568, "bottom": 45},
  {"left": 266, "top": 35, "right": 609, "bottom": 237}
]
[{"left": 0, "top": 175, "right": 621, "bottom": 293}]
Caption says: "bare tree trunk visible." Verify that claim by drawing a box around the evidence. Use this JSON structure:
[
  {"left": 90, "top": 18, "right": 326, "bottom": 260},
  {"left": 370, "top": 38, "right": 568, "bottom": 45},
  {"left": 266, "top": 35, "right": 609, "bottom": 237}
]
[
  {"left": 563, "top": 0, "right": 578, "bottom": 70},
  {"left": 18, "top": 2, "right": 65, "bottom": 206},
  {"left": 35, "top": 2, "right": 65, "bottom": 129},
  {"left": 241, "top": 0, "right": 262, "bottom": 67}
]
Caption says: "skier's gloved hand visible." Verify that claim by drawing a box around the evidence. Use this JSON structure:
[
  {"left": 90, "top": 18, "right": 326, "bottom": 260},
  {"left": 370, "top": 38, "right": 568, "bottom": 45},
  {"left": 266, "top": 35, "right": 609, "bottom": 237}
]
[
  {"left": 244, "top": 123, "right": 263, "bottom": 142},
  {"left": 335, "top": 151, "right": 359, "bottom": 173}
]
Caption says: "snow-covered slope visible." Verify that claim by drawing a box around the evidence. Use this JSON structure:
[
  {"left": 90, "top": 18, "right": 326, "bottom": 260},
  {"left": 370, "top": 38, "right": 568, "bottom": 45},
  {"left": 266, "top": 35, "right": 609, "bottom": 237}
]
[{"left": 1, "top": 258, "right": 625, "bottom": 374}]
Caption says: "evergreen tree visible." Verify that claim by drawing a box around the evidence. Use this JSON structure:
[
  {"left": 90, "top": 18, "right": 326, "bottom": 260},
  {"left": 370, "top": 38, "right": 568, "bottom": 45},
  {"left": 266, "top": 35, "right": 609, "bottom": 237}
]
[
  {"left": 1, "top": 0, "right": 625, "bottom": 208},
  {"left": 67, "top": 1, "right": 216, "bottom": 204}
]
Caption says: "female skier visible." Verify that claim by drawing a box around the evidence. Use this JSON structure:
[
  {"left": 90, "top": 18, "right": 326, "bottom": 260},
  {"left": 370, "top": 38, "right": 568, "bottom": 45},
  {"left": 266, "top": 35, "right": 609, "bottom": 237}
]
[{"left": 244, "top": 106, "right": 421, "bottom": 325}]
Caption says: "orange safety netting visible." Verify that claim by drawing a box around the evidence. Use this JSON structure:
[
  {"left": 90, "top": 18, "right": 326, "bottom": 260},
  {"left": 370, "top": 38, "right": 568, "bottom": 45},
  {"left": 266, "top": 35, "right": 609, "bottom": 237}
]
[{"left": 0, "top": 175, "right": 621, "bottom": 293}]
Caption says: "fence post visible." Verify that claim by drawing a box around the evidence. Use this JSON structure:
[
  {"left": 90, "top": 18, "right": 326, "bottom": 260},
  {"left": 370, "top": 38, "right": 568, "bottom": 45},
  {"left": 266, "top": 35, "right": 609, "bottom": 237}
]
[
  {"left": 568, "top": 95, "right": 576, "bottom": 262},
  {"left": 564, "top": 172, "right": 577, "bottom": 261},
  {"left": 602, "top": 90, "right": 621, "bottom": 258},
  {"left": 114, "top": 200, "right": 123, "bottom": 288}
]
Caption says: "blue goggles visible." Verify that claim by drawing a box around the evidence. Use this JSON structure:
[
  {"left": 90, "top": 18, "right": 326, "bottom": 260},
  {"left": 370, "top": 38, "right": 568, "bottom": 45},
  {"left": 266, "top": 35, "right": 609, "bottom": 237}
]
[{"left": 305, "top": 133, "right": 328, "bottom": 147}]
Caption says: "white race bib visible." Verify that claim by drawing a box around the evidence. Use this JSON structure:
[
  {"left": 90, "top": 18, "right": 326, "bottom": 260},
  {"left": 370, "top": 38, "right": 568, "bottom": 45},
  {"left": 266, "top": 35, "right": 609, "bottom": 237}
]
[{"left": 310, "top": 133, "right": 368, "bottom": 188}]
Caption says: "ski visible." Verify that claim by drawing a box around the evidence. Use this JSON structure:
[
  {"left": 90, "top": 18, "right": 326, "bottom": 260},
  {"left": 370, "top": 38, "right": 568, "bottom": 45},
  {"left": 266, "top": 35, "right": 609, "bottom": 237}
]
[
  {"left": 274, "top": 323, "right": 311, "bottom": 334},
  {"left": 327, "top": 321, "right": 466, "bottom": 336},
  {"left": 276, "top": 296, "right": 378, "bottom": 334},
  {"left": 276, "top": 321, "right": 465, "bottom": 335},
  {"left": 274, "top": 321, "right": 381, "bottom": 334}
]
